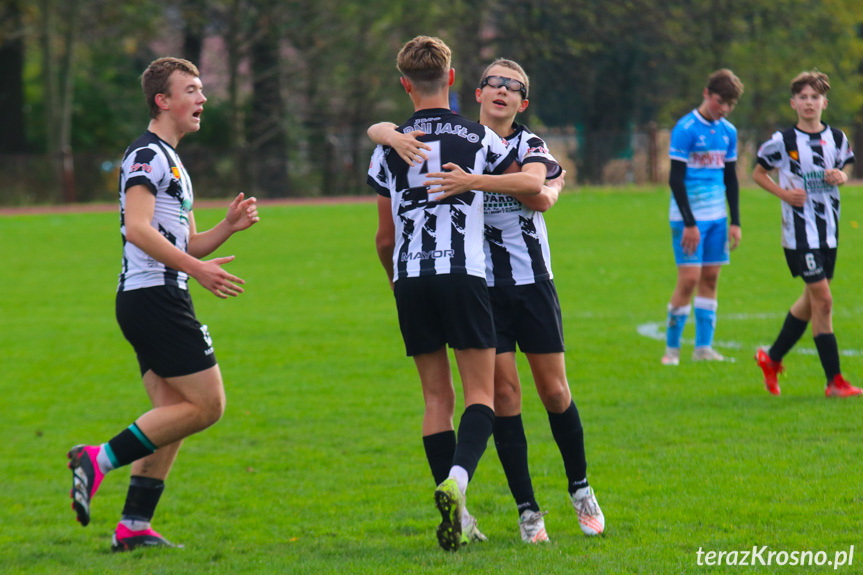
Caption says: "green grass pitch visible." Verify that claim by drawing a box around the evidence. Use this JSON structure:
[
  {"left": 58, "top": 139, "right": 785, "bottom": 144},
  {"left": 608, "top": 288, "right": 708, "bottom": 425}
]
[{"left": 2, "top": 186, "right": 862, "bottom": 573}]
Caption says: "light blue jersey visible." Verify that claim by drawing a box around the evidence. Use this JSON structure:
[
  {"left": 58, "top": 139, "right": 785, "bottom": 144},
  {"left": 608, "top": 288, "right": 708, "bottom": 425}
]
[{"left": 668, "top": 109, "right": 737, "bottom": 222}]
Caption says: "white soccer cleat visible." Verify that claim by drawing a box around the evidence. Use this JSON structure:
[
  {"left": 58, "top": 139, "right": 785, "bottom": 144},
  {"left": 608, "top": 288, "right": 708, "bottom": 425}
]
[
  {"left": 692, "top": 346, "right": 730, "bottom": 362},
  {"left": 518, "top": 509, "right": 549, "bottom": 543},
  {"left": 461, "top": 511, "right": 488, "bottom": 545},
  {"left": 661, "top": 347, "right": 680, "bottom": 366},
  {"left": 571, "top": 486, "right": 604, "bottom": 536}
]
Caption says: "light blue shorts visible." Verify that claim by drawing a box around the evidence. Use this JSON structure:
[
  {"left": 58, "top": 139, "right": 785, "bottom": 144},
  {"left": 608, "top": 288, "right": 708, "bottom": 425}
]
[{"left": 670, "top": 218, "right": 729, "bottom": 266}]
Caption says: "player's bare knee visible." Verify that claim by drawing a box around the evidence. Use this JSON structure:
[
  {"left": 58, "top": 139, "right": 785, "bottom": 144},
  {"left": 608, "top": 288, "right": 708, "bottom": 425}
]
[
  {"left": 539, "top": 383, "right": 571, "bottom": 413},
  {"left": 494, "top": 386, "right": 521, "bottom": 415}
]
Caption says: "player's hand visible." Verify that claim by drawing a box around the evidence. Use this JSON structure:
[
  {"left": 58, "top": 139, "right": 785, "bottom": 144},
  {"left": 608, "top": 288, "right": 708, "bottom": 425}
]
[
  {"left": 547, "top": 170, "right": 566, "bottom": 193},
  {"left": 424, "top": 163, "right": 476, "bottom": 200},
  {"left": 193, "top": 255, "right": 246, "bottom": 299},
  {"left": 225, "top": 193, "right": 260, "bottom": 232},
  {"left": 824, "top": 169, "right": 848, "bottom": 187},
  {"left": 681, "top": 225, "right": 700, "bottom": 256},
  {"left": 782, "top": 187, "right": 807, "bottom": 207},
  {"left": 390, "top": 131, "right": 431, "bottom": 166},
  {"left": 729, "top": 224, "right": 741, "bottom": 251}
]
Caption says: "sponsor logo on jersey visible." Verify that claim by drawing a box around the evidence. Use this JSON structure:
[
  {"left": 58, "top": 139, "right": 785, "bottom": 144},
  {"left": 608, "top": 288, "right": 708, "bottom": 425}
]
[
  {"left": 433, "top": 122, "right": 481, "bottom": 143},
  {"left": 400, "top": 249, "right": 455, "bottom": 261},
  {"left": 688, "top": 151, "right": 726, "bottom": 168},
  {"left": 525, "top": 145, "right": 549, "bottom": 156},
  {"left": 130, "top": 162, "right": 152, "bottom": 173}
]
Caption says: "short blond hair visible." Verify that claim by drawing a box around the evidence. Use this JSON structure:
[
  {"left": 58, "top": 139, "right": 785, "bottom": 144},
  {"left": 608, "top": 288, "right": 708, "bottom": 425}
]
[
  {"left": 141, "top": 57, "right": 200, "bottom": 119},
  {"left": 790, "top": 69, "right": 830, "bottom": 96},
  {"left": 480, "top": 58, "right": 529, "bottom": 99},
  {"left": 706, "top": 69, "right": 744, "bottom": 102},
  {"left": 396, "top": 36, "right": 451, "bottom": 95}
]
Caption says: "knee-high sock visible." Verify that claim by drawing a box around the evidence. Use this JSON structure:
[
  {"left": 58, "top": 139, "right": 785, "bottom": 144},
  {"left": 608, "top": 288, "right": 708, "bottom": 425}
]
[
  {"left": 100, "top": 423, "right": 157, "bottom": 472},
  {"left": 768, "top": 311, "right": 809, "bottom": 363},
  {"left": 494, "top": 414, "right": 539, "bottom": 513},
  {"left": 694, "top": 297, "right": 718, "bottom": 348},
  {"left": 814, "top": 333, "right": 841, "bottom": 383},
  {"left": 423, "top": 430, "right": 456, "bottom": 486},
  {"left": 121, "top": 475, "right": 165, "bottom": 526},
  {"left": 451, "top": 404, "right": 495, "bottom": 484},
  {"left": 666, "top": 304, "right": 691, "bottom": 349},
  {"left": 548, "top": 400, "right": 588, "bottom": 494}
]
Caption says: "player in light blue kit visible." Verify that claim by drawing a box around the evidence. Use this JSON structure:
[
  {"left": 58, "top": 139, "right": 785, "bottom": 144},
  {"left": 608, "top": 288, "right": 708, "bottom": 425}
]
[{"left": 662, "top": 69, "right": 744, "bottom": 365}]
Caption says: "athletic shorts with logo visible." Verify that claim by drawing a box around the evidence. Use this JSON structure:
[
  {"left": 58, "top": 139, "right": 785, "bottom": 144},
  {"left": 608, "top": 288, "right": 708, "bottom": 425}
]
[
  {"left": 393, "top": 274, "right": 496, "bottom": 356},
  {"left": 670, "top": 217, "right": 729, "bottom": 266},
  {"left": 489, "top": 279, "right": 565, "bottom": 354},
  {"left": 784, "top": 248, "right": 836, "bottom": 283},
  {"left": 116, "top": 285, "right": 217, "bottom": 377}
]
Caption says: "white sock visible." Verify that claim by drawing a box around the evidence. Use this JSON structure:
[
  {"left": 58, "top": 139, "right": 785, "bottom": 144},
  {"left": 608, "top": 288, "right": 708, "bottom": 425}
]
[
  {"left": 120, "top": 518, "right": 151, "bottom": 532},
  {"left": 449, "top": 465, "right": 469, "bottom": 495},
  {"left": 96, "top": 444, "right": 116, "bottom": 474}
]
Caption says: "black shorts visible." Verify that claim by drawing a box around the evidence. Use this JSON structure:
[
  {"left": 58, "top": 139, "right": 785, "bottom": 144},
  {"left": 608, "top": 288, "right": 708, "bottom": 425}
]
[
  {"left": 393, "top": 274, "right": 496, "bottom": 356},
  {"left": 489, "top": 279, "right": 565, "bottom": 354},
  {"left": 784, "top": 248, "right": 837, "bottom": 283},
  {"left": 116, "top": 285, "right": 218, "bottom": 378}
]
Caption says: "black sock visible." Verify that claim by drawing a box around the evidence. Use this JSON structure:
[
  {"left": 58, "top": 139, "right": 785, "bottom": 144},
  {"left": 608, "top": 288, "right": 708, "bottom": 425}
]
[
  {"left": 106, "top": 423, "right": 157, "bottom": 469},
  {"left": 548, "top": 401, "right": 588, "bottom": 494},
  {"left": 452, "top": 404, "right": 495, "bottom": 482},
  {"left": 121, "top": 476, "right": 165, "bottom": 523},
  {"left": 814, "top": 333, "right": 841, "bottom": 382},
  {"left": 494, "top": 415, "right": 540, "bottom": 514},
  {"left": 422, "top": 430, "right": 456, "bottom": 486},
  {"left": 769, "top": 311, "right": 809, "bottom": 362}
]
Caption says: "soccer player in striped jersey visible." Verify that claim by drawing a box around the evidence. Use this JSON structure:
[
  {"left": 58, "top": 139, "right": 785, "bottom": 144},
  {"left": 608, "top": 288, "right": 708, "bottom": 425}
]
[
  {"left": 662, "top": 69, "right": 744, "bottom": 366},
  {"left": 67, "top": 57, "right": 260, "bottom": 551},
  {"left": 369, "top": 58, "right": 604, "bottom": 543},
  {"left": 752, "top": 69, "right": 861, "bottom": 398},
  {"left": 368, "top": 36, "right": 544, "bottom": 552}
]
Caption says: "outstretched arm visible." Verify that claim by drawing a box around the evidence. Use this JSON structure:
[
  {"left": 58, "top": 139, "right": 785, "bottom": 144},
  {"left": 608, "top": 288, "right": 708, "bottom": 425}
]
[
  {"left": 187, "top": 193, "right": 259, "bottom": 259},
  {"left": 423, "top": 162, "right": 542, "bottom": 200},
  {"left": 367, "top": 122, "right": 431, "bottom": 167},
  {"left": 124, "top": 187, "right": 247, "bottom": 298},
  {"left": 513, "top": 164, "right": 564, "bottom": 213}
]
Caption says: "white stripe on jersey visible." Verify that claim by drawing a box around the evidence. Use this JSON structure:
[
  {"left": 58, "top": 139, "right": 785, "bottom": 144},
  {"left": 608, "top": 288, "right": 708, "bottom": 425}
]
[
  {"left": 756, "top": 125, "right": 854, "bottom": 250},
  {"left": 483, "top": 123, "right": 561, "bottom": 287},
  {"left": 118, "top": 131, "right": 194, "bottom": 291},
  {"left": 368, "top": 109, "right": 517, "bottom": 281}
]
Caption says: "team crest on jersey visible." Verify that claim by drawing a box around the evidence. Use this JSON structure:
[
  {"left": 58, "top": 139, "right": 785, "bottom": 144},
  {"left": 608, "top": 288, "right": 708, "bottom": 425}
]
[
  {"left": 790, "top": 150, "right": 799, "bottom": 161},
  {"left": 171, "top": 167, "right": 181, "bottom": 180}
]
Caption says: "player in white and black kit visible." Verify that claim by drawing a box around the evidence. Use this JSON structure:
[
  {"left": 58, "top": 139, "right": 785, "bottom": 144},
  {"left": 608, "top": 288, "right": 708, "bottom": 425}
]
[
  {"left": 753, "top": 69, "right": 861, "bottom": 398},
  {"left": 67, "top": 57, "right": 260, "bottom": 551},
  {"left": 368, "top": 37, "right": 543, "bottom": 552},
  {"left": 370, "top": 58, "right": 604, "bottom": 543}
]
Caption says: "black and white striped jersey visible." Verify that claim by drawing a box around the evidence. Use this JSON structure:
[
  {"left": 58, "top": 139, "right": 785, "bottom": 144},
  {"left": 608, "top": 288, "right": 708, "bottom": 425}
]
[
  {"left": 757, "top": 125, "right": 854, "bottom": 250},
  {"left": 368, "top": 108, "right": 517, "bottom": 281},
  {"left": 117, "top": 131, "right": 194, "bottom": 292},
  {"left": 483, "top": 123, "right": 562, "bottom": 287}
]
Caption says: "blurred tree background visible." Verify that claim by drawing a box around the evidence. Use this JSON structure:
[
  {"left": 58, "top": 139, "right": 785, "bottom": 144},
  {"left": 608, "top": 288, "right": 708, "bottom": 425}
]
[{"left": 1, "top": 0, "right": 862, "bottom": 204}]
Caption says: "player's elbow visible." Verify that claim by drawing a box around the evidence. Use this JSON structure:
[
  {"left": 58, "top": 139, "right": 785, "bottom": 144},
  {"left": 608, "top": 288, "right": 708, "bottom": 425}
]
[
  {"left": 526, "top": 174, "right": 543, "bottom": 195},
  {"left": 375, "top": 231, "right": 395, "bottom": 254},
  {"left": 124, "top": 221, "right": 149, "bottom": 248}
]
